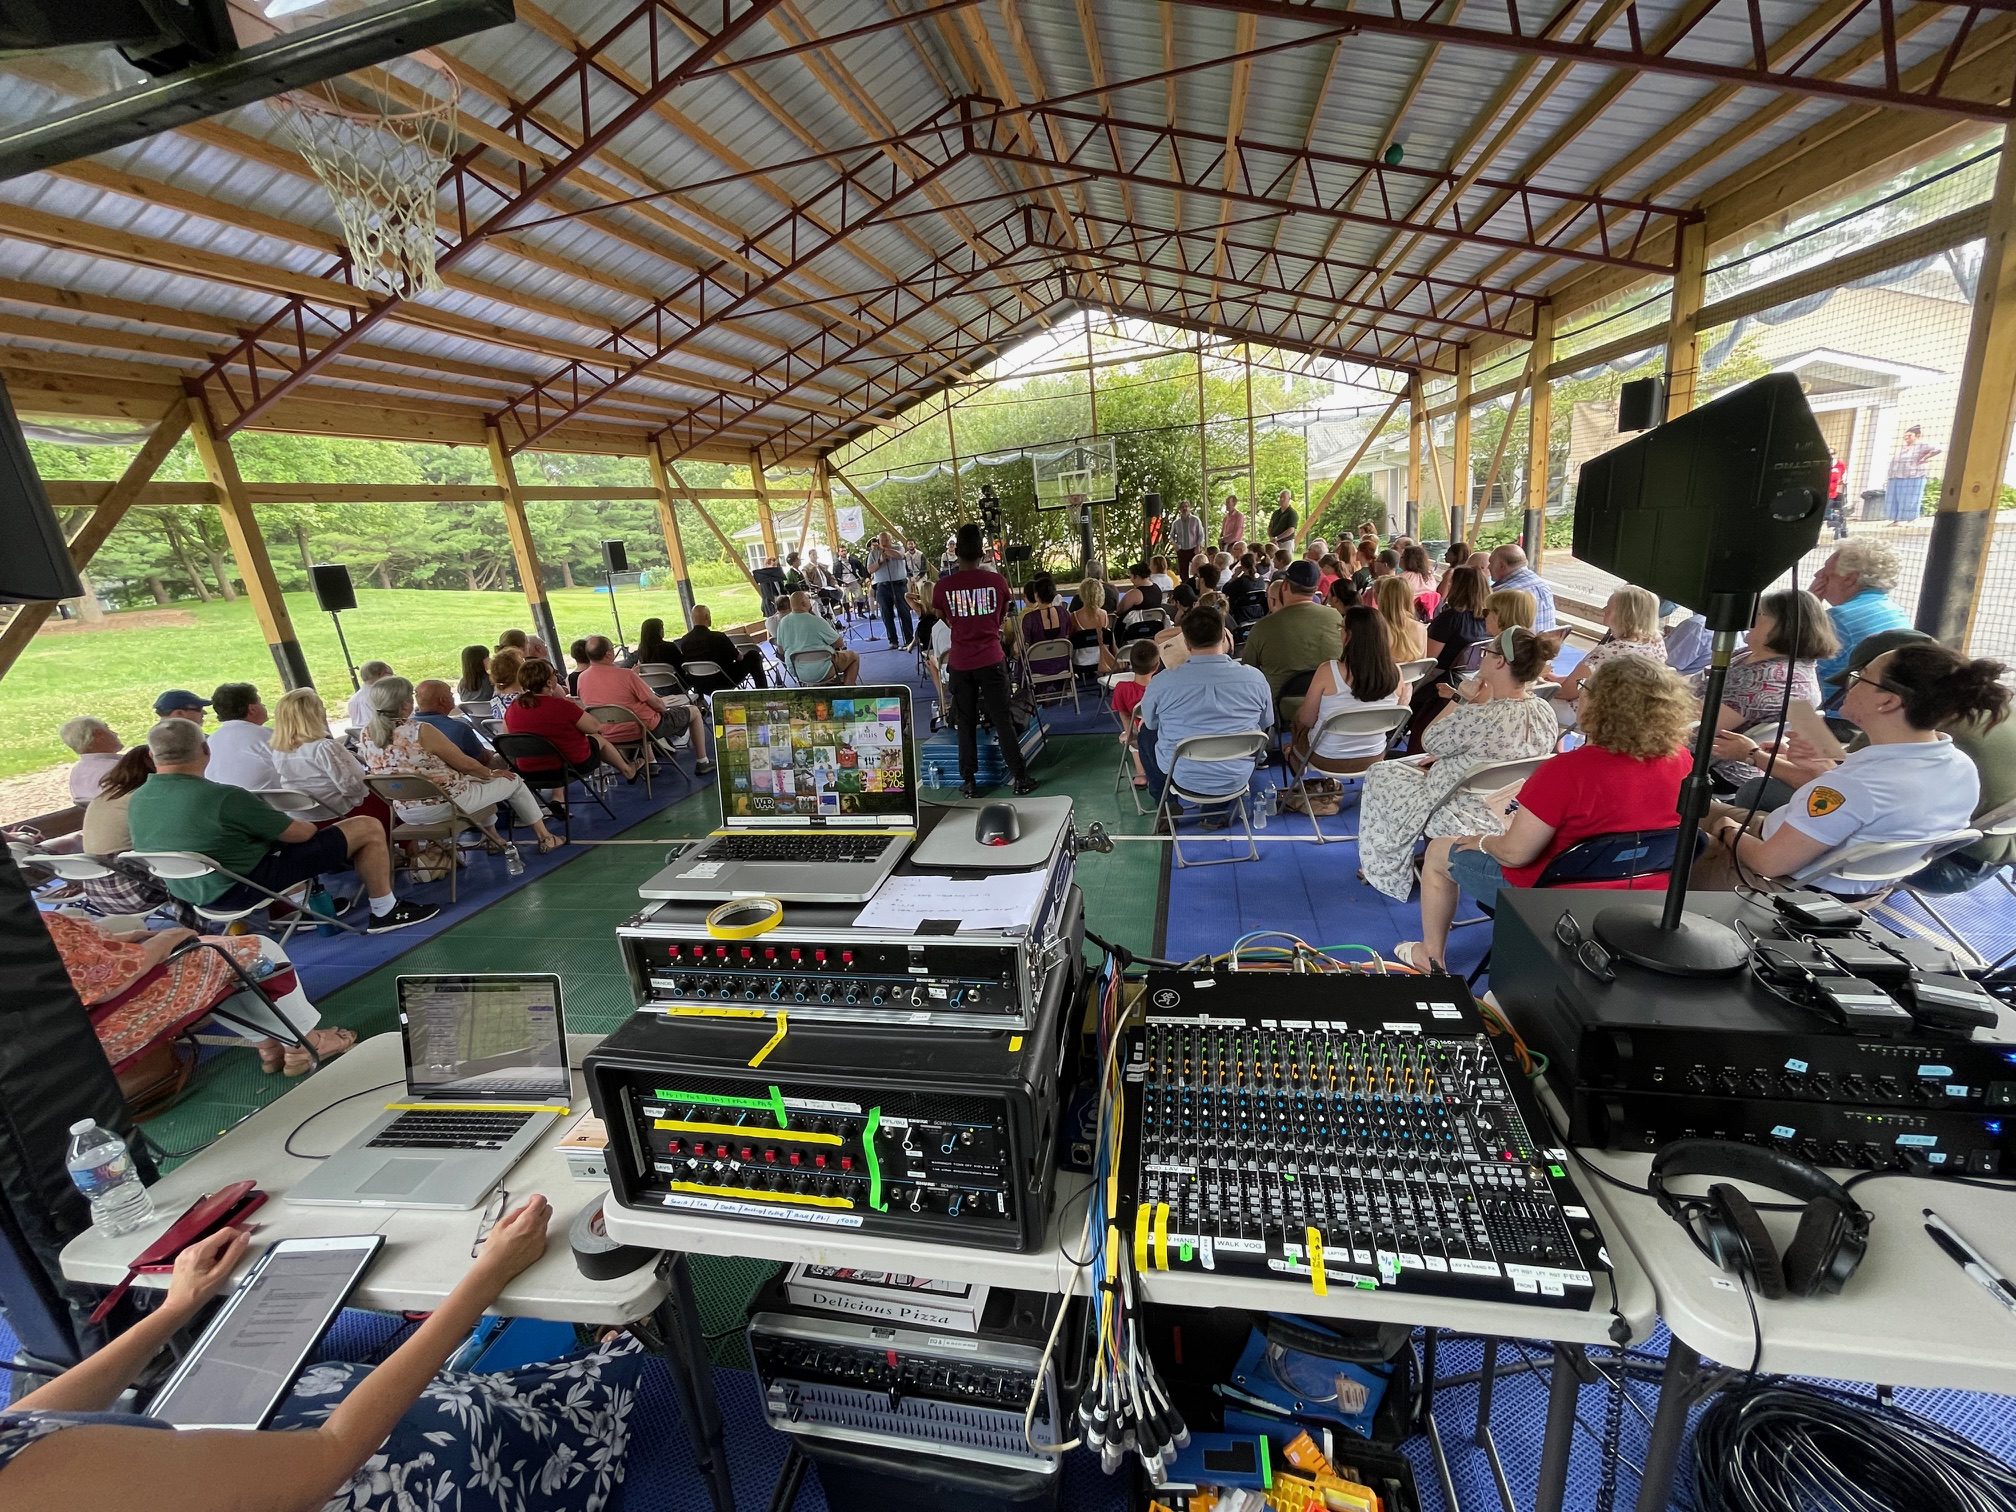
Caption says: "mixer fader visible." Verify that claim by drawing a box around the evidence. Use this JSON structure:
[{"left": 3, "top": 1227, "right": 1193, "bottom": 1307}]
[{"left": 1121, "top": 973, "right": 1609, "bottom": 1309}]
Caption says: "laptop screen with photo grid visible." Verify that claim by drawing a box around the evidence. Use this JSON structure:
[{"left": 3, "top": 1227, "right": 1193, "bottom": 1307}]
[{"left": 712, "top": 686, "right": 916, "bottom": 824}]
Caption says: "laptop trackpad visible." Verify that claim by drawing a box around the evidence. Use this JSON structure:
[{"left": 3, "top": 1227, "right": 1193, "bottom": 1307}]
[{"left": 360, "top": 1158, "right": 437, "bottom": 1196}]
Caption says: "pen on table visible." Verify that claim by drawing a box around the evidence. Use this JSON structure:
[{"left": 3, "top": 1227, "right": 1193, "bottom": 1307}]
[{"left": 1923, "top": 1208, "right": 2016, "bottom": 1318}]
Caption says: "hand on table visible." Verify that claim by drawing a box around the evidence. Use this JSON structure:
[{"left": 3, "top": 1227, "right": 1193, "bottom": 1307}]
[
  {"left": 164, "top": 1227, "right": 250, "bottom": 1319},
  {"left": 470, "top": 1194, "right": 552, "bottom": 1286}
]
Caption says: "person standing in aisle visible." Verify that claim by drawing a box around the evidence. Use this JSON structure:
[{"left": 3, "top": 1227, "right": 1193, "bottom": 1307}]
[
  {"left": 867, "top": 530, "right": 913, "bottom": 647},
  {"left": 1265, "top": 489, "right": 1300, "bottom": 553},
  {"left": 932, "top": 523, "right": 1038, "bottom": 799},
  {"left": 1170, "top": 500, "right": 1206, "bottom": 578},
  {"left": 1218, "top": 492, "right": 1246, "bottom": 554}
]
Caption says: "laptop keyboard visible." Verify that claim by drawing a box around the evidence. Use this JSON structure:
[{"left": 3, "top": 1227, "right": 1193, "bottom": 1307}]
[
  {"left": 706, "top": 834, "right": 891, "bottom": 864},
  {"left": 368, "top": 1110, "right": 534, "bottom": 1151}
]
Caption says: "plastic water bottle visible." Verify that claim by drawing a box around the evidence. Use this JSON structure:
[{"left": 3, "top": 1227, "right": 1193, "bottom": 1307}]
[
  {"left": 1252, "top": 787, "right": 1272, "bottom": 830},
  {"left": 66, "top": 1120, "right": 152, "bottom": 1237},
  {"left": 504, "top": 843, "right": 525, "bottom": 877},
  {"left": 927, "top": 761, "right": 942, "bottom": 789}
]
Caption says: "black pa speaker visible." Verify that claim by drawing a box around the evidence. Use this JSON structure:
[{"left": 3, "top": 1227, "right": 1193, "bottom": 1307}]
[
  {"left": 602, "top": 539, "right": 629, "bottom": 573},
  {"left": 1574, "top": 374, "right": 1828, "bottom": 629},
  {"left": 1618, "top": 377, "right": 1665, "bottom": 433},
  {"left": 1141, "top": 492, "right": 1163, "bottom": 519},
  {"left": 309, "top": 563, "right": 356, "bottom": 613}
]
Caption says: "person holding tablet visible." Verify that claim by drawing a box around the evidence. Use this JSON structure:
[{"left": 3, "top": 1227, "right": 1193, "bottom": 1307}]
[{"left": 0, "top": 1194, "right": 646, "bottom": 1512}]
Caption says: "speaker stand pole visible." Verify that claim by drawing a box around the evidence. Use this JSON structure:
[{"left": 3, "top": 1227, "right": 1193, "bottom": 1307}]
[
  {"left": 1594, "top": 603, "right": 1755, "bottom": 976},
  {"left": 330, "top": 610, "right": 359, "bottom": 691},
  {"left": 605, "top": 571, "right": 626, "bottom": 653}
]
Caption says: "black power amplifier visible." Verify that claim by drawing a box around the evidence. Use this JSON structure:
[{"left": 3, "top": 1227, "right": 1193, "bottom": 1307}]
[
  {"left": 1570, "top": 1088, "right": 2013, "bottom": 1175},
  {"left": 747, "top": 1272, "right": 1063, "bottom": 1472},
  {"left": 585, "top": 950, "right": 1075, "bottom": 1252},
  {"left": 1122, "top": 971, "right": 1609, "bottom": 1309},
  {"left": 1492, "top": 892, "right": 2016, "bottom": 1114}
]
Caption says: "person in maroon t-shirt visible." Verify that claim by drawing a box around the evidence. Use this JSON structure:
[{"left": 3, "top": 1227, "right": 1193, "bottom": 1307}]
[{"left": 931, "top": 523, "right": 1037, "bottom": 797}]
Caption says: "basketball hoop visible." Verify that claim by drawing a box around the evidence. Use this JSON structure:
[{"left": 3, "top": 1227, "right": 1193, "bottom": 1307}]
[{"left": 272, "top": 54, "right": 459, "bottom": 298}]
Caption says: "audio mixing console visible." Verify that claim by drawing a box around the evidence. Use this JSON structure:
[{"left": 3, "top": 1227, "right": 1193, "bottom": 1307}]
[{"left": 1122, "top": 973, "right": 1609, "bottom": 1308}]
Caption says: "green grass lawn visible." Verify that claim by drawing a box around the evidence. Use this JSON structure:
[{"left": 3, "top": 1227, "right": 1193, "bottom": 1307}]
[{"left": 0, "top": 582, "right": 762, "bottom": 780}]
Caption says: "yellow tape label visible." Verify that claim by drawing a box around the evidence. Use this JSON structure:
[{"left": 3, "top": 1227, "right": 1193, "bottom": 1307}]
[
  {"left": 654, "top": 1119, "right": 842, "bottom": 1145},
  {"left": 1133, "top": 1204, "right": 1152, "bottom": 1273},
  {"left": 667, "top": 1180, "right": 853, "bottom": 1210},
  {"left": 748, "top": 1011, "right": 787, "bottom": 1069},
  {"left": 1305, "top": 1227, "right": 1329, "bottom": 1296}
]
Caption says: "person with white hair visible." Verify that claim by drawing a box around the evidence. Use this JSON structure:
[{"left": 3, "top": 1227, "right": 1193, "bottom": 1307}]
[
  {"left": 1809, "top": 538, "right": 1910, "bottom": 705},
  {"left": 356, "top": 678, "right": 565, "bottom": 853},
  {"left": 344, "top": 660, "right": 395, "bottom": 731},
  {"left": 60, "top": 716, "right": 123, "bottom": 805},
  {"left": 1485, "top": 544, "right": 1557, "bottom": 631},
  {"left": 126, "top": 718, "right": 437, "bottom": 933}
]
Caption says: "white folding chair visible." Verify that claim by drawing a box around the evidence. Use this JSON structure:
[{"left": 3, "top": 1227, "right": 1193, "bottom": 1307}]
[
  {"left": 1108, "top": 689, "right": 1151, "bottom": 816},
  {"left": 1872, "top": 800, "right": 2016, "bottom": 968},
  {"left": 456, "top": 700, "right": 493, "bottom": 723},
  {"left": 1120, "top": 606, "right": 1168, "bottom": 645},
  {"left": 257, "top": 787, "right": 320, "bottom": 819},
  {"left": 1412, "top": 754, "right": 1553, "bottom": 926},
  {"left": 1287, "top": 705, "right": 1411, "bottom": 843},
  {"left": 1812, "top": 827, "right": 1990, "bottom": 962},
  {"left": 1023, "top": 637, "right": 1080, "bottom": 715},
  {"left": 791, "top": 649, "right": 842, "bottom": 687},
  {"left": 1396, "top": 658, "right": 1439, "bottom": 685},
  {"left": 1153, "top": 730, "right": 1270, "bottom": 868},
  {"left": 126, "top": 849, "right": 365, "bottom": 941}
]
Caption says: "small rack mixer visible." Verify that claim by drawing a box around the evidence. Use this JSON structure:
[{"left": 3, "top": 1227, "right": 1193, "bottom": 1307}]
[{"left": 1121, "top": 972, "right": 1610, "bottom": 1309}]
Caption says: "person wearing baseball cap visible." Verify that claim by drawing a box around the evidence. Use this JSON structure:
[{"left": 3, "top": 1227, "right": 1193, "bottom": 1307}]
[
  {"left": 1239, "top": 557, "right": 1343, "bottom": 717},
  {"left": 154, "top": 689, "right": 210, "bottom": 723}
]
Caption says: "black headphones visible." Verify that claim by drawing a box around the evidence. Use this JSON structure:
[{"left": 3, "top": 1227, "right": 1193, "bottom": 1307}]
[{"left": 1647, "top": 1139, "right": 1872, "bottom": 1299}]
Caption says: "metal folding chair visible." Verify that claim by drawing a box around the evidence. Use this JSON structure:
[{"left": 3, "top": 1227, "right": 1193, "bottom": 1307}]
[
  {"left": 363, "top": 773, "right": 501, "bottom": 902},
  {"left": 585, "top": 704, "right": 655, "bottom": 798},
  {"left": 1396, "top": 658, "right": 1439, "bottom": 685},
  {"left": 256, "top": 787, "right": 320, "bottom": 819},
  {"left": 791, "top": 648, "right": 842, "bottom": 687},
  {"left": 1152, "top": 730, "right": 1270, "bottom": 868},
  {"left": 491, "top": 733, "right": 615, "bottom": 840},
  {"left": 1287, "top": 704, "right": 1411, "bottom": 843},
  {"left": 126, "top": 849, "right": 365, "bottom": 941},
  {"left": 1023, "top": 637, "right": 1080, "bottom": 715}
]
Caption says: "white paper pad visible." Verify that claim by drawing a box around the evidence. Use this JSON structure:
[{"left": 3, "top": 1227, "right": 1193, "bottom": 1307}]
[{"left": 852, "top": 870, "right": 1049, "bottom": 933}]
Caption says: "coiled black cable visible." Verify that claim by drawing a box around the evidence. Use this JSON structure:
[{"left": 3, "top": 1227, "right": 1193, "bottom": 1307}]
[{"left": 1690, "top": 1379, "right": 2016, "bottom": 1512}]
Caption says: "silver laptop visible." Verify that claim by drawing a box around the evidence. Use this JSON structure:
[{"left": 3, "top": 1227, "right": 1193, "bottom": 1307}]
[
  {"left": 288, "top": 974, "right": 569, "bottom": 1211},
  {"left": 639, "top": 685, "right": 919, "bottom": 905}
]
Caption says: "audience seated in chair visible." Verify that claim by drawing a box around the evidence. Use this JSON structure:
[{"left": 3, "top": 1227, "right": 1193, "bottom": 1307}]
[
  {"left": 412, "top": 680, "right": 497, "bottom": 765},
  {"left": 344, "top": 660, "right": 395, "bottom": 733},
  {"left": 1398, "top": 655, "right": 1694, "bottom": 969},
  {"left": 1485, "top": 544, "right": 1557, "bottom": 631},
  {"left": 1810, "top": 538, "right": 1910, "bottom": 708},
  {"left": 1374, "top": 575, "right": 1428, "bottom": 663},
  {"left": 1696, "top": 641, "right": 2009, "bottom": 895},
  {"left": 678, "top": 604, "right": 768, "bottom": 692},
  {"left": 1287, "top": 605, "right": 1411, "bottom": 779},
  {"left": 774, "top": 592, "right": 860, "bottom": 684},
  {"left": 501, "top": 658, "right": 638, "bottom": 808},
  {"left": 153, "top": 687, "right": 209, "bottom": 726},
  {"left": 1019, "top": 574, "right": 1070, "bottom": 649},
  {"left": 1406, "top": 563, "right": 1491, "bottom": 747},
  {"left": 126, "top": 717, "right": 436, "bottom": 934},
  {"left": 1699, "top": 588, "right": 1834, "bottom": 792},
  {"left": 61, "top": 716, "right": 125, "bottom": 807},
  {"left": 488, "top": 647, "right": 527, "bottom": 721},
  {"left": 77, "top": 747, "right": 180, "bottom": 919},
  {"left": 1552, "top": 586, "right": 1667, "bottom": 715},
  {"left": 455, "top": 644, "right": 494, "bottom": 705},
  {"left": 0, "top": 1200, "right": 646, "bottom": 1512},
  {"left": 266, "top": 689, "right": 394, "bottom": 841},
  {"left": 1069, "top": 576, "right": 1117, "bottom": 679},
  {"left": 1112, "top": 640, "right": 1161, "bottom": 791},
  {"left": 1435, "top": 540, "right": 1472, "bottom": 597},
  {"left": 355, "top": 676, "right": 566, "bottom": 853},
  {"left": 1156, "top": 590, "right": 1231, "bottom": 671},
  {"left": 1360, "top": 626, "right": 1567, "bottom": 901},
  {"left": 204, "top": 683, "right": 279, "bottom": 792},
  {"left": 1398, "top": 544, "right": 1436, "bottom": 599},
  {"left": 45, "top": 912, "right": 353, "bottom": 1084},
  {"left": 1137, "top": 605, "right": 1274, "bottom": 808},
  {"left": 1241, "top": 560, "right": 1343, "bottom": 714},
  {"left": 622, "top": 617, "right": 680, "bottom": 675},
  {"left": 576, "top": 636, "right": 712, "bottom": 770}
]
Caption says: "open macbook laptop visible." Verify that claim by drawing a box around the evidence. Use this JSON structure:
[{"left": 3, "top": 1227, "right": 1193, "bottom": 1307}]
[
  {"left": 288, "top": 974, "right": 570, "bottom": 1211},
  {"left": 639, "top": 685, "right": 918, "bottom": 904}
]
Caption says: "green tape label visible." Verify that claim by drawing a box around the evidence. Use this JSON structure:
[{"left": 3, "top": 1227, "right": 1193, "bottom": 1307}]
[
  {"left": 864, "top": 1106, "right": 887, "bottom": 1211},
  {"left": 653, "top": 1085, "right": 790, "bottom": 1128}
]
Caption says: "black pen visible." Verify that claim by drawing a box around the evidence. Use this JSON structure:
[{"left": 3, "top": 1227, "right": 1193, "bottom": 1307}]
[{"left": 1923, "top": 1208, "right": 2016, "bottom": 1320}]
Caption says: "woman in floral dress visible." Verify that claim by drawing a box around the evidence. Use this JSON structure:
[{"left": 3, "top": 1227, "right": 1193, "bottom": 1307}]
[{"left": 1358, "top": 626, "right": 1567, "bottom": 901}]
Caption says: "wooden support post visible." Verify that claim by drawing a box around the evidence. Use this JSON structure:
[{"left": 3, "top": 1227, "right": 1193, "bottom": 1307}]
[
  {"left": 1450, "top": 346, "right": 1473, "bottom": 545},
  {"left": 646, "top": 443, "right": 696, "bottom": 627},
  {"left": 1406, "top": 372, "right": 1425, "bottom": 539},
  {"left": 1919, "top": 128, "right": 2016, "bottom": 647},
  {"left": 1526, "top": 306, "right": 1556, "bottom": 565},
  {"left": 1196, "top": 337, "right": 1212, "bottom": 529},
  {"left": 188, "top": 395, "right": 310, "bottom": 690},
  {"left": 1307, "top": 392, "right": 1405, "bottom": 541},
  {"left": 486, "top": 424, "right": 560, "bottom": 657},
  {"left": 0, "top": 398, "right": 190, "bottom": 682},
  {"left": 817, "top": 458, "right": 842, "bottom": 561},
  {"left": 669, "top": 460, "right": 762, "bottom": 594},
  {"left": 1664, "top": 219, "right": 1708, "bottom": 419},
  {"left": 1243, "top": 343, "right": 1258, "bottom": 529},
  {"left": 944, "top": 392, "right": 963, "bottom": 515},
  {"left": 750, "top": 452, "right": 778, "bottom": 563}
]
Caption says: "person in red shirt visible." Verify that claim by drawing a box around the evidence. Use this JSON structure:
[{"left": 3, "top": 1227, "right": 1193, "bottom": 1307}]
[
  {"left": 931, "top": 522, "right": 1037, "bottom": 797},
  {"left": 1396, "top": 653, "right": 1696, "bottom": 970},
  {"left": 502, "top": 657, "right": 638, "bottom": 807}
]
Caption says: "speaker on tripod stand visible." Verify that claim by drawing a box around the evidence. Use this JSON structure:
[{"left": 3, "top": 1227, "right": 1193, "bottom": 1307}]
[{"left": 311, "top": 564, "right": 359, "bottom": 690}]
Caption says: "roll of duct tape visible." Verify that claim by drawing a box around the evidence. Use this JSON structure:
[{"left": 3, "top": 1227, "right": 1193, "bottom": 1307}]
[{"left": 569, "top": 1194, "right": 657, "bottom": 1281}]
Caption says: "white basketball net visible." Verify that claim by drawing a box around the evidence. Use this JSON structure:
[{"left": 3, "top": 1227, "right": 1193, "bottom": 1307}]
[{"left": 273, "top": 61, "right": 459, "bottom": 299}]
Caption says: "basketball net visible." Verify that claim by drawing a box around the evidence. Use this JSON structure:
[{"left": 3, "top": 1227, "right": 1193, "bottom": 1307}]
[{"left": 273, "top": 56, "right": 460, "bottom": 298}]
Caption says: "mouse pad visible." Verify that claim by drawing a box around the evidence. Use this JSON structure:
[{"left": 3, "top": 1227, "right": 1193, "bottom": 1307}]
[{"left": 911, "top": 795, "right": 1072, "bottom": 870}]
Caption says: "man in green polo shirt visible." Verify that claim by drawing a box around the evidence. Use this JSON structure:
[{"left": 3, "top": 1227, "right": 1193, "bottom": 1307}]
[
  {"left": 127, "top": 718, "right": 437, "bottom": 933},
  {"left": 1240, "top": 559, "right": 1344, "bottom": 713}
]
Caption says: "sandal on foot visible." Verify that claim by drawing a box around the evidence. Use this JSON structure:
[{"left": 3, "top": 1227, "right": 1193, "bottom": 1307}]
[
  {"left": 284, "top": 1027, "right": 358, "bottom": 1077},
  {"left": 536, "top": 834, "right": 566, "bottom": 853},
  {"left": 1393, "top": 941, "right": 1437, "bottom": 972},
  {"left": 256, "top": 1038, "right": 285, "bottom": 1075}
]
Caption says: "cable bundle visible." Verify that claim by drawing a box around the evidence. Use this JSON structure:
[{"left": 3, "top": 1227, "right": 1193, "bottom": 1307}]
[{"left": 1691, "top": 1380, "right": 2016, "bottom": 1512}]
